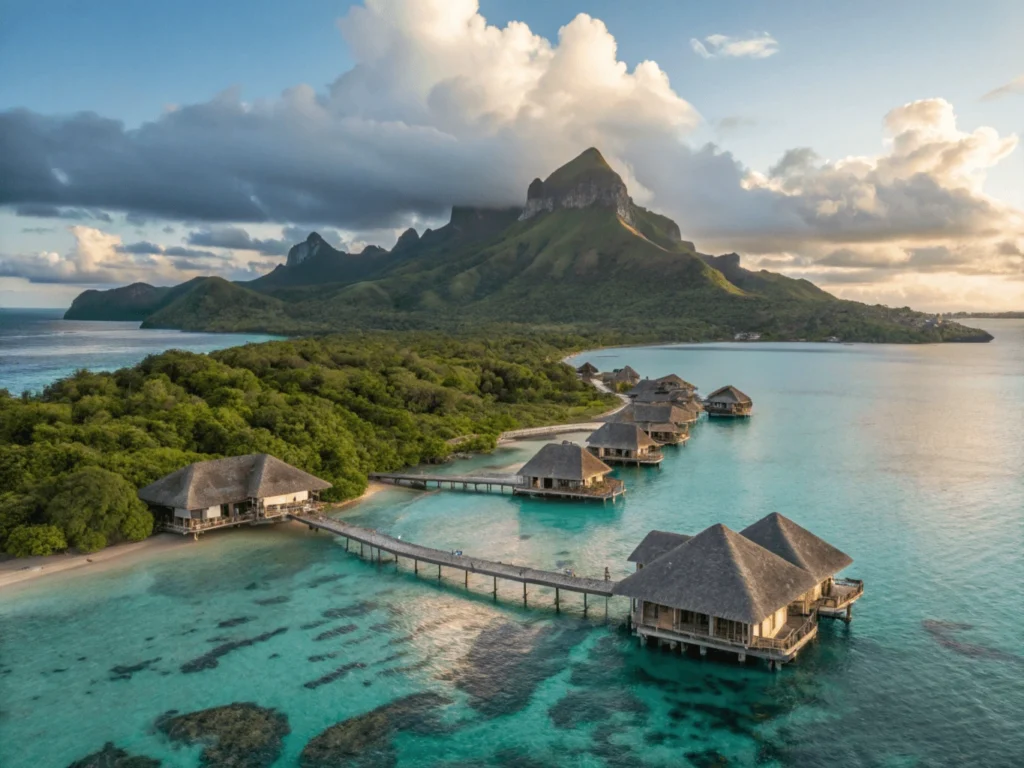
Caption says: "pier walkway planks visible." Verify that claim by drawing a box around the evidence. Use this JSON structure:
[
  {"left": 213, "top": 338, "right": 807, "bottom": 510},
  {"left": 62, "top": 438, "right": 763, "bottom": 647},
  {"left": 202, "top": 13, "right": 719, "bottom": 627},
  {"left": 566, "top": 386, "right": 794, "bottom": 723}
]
[{"left": 290, "top": 513, "right": 617, "bottom": 599}]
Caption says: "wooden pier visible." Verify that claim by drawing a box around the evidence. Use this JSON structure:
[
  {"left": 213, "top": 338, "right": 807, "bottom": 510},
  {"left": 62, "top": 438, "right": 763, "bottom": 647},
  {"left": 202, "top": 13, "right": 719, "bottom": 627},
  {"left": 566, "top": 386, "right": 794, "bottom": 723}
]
[
  {"left": 368, "top": 472, "right": 625, "bottom": 501},
  {"left": 290, "top": 513, "right": 617, "bottom": 612}
]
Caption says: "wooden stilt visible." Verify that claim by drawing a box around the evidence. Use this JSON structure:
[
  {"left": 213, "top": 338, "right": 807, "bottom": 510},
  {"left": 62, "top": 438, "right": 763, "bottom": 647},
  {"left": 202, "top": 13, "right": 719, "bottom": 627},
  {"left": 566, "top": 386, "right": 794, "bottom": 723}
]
[
  {"left": 438, "top": 563, "right": 442, "bottom": 580},
  {"left": 583, "top": 592, "right": 588, "bottom": 616},
  {"left": 555, "top": 588, "right": 560, "bottom": 612},
  {"left": 493, "top": 576, "right": 497, "bottom": 597},
  {"left": 523, "top": 582, "right": 527, "bottom": 605},
  {"left": 464, "top": 570, "right": 468, "bottom": 587},
  {"left": 414, "top": 559, "right": 418, "bottom": 574}
]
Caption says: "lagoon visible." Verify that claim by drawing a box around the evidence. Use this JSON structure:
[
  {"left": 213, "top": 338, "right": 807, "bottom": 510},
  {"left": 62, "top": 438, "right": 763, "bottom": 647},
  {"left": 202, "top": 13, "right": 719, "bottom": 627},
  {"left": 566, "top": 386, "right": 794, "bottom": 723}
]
[
  {"left": 1, "top": 321, "right": 1022, "bottom": 767},
  {"left": 0, "top": 308, "right": 280, "bottom": 394}
]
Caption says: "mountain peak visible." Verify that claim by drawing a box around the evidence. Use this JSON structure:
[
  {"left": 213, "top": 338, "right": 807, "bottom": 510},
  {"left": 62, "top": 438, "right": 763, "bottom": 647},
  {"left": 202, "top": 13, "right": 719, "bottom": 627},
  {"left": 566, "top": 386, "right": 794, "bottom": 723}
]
[
  {"left": 287, "top": 231, "right": 330, "bottom": 267},
  {"left": 520, "top": 147, "right": 631, "bottom": 223}
]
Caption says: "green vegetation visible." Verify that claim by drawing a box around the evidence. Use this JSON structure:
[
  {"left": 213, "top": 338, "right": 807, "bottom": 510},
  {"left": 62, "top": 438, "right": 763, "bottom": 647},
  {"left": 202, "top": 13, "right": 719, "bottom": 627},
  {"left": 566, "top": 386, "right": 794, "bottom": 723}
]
[
  {"left": 64, "top": 148, "right": 993, "bottom": 344},
  {"left": 5, "top": 525, "right": 68, "bottom": 557},
  {"left": 0, "top": 332, "right": 615, "bottom": 556}
]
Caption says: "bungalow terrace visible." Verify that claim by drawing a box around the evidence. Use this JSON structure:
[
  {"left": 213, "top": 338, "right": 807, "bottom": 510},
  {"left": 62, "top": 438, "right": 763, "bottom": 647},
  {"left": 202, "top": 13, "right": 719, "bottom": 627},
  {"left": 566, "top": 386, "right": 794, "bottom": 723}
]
[
  {"left": 615, "top": 513, "right": 861, "bottom": 668},
  {"left": 517, "top": 441, "right": 625, "bottom": 501},
  {"left": 704, "top": 385, "right": 753, "bottom": 417},
  {"left": 586, "top": 422, "right": 663, "bottom": 466},
  {"left": 138, "top": 453, "right": 331, "bottom": 537}
]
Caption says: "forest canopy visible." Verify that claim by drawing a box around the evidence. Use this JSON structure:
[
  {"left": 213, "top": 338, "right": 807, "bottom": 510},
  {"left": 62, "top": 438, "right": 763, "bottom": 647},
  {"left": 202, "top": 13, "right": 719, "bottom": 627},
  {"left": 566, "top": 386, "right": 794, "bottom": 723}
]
[{"left": 0, "top": 332, "right": 614, "bottom": 556}]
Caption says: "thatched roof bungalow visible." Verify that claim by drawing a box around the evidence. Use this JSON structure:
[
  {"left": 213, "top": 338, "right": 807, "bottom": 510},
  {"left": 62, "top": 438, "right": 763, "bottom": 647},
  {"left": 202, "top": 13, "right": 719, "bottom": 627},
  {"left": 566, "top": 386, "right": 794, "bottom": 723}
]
[
  {"left": 705, "top": 385, "right": 753, "bottom": 417},
  {"left": 517, "top": 442, "right": 623, "bottom": 500},
  {"left": 616, "top": 514, "right": 861, "bottom": 666},
  {"left": 139, "top": 454, "right": 331, "bottom": 535},
  {"left": 604, "top": 403, "right": 695, "bottom": 444},
  {"left": 576, "top": 361, "right": 599, "bottom": 378},
  {"left": 615, "top": 523, "right": 820, "bottom": 665},
  {"left": 586, "top": 422, "right": 663, "bottom": 465}
]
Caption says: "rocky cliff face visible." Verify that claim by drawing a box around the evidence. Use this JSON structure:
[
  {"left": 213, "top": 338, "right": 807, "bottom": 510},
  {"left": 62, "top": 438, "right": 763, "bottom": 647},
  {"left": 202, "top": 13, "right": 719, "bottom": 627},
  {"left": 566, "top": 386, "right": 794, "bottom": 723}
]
[
  {"left": 519, "top": 148, "right": 634, "bottom": 225},
  {"left": 286, "top": 232, "right": 327, "bottom": 267}
]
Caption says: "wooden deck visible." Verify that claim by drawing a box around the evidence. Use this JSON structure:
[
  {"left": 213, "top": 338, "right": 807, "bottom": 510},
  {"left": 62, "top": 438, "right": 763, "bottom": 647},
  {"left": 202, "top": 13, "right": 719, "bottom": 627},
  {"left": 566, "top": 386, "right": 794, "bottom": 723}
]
[
  {"left": 290, "top": 513, "right": 617, "bottom": 610},
  {"left": 369, "top": 472, "right": 626, "bottom": 501}
]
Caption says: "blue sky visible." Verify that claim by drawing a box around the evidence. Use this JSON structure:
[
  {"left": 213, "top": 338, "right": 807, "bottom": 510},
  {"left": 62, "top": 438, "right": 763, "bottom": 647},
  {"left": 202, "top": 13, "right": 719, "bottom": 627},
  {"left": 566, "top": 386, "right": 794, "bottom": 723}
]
[{"left": 1, "top": 0, "right": 1022, "bottom": 309}]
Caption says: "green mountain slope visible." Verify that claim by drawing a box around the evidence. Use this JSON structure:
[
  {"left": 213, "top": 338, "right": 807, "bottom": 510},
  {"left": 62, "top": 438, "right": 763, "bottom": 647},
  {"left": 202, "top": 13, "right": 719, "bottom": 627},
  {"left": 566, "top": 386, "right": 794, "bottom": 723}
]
[
  {"left": 141, "top": 277, "right": 303, "bottom": 333},
  {"left": 64, "top": 148, "right": 993, "bottom": 343},
  {"left": 65, "top": 282, "right": 172, "bottom": 320}
]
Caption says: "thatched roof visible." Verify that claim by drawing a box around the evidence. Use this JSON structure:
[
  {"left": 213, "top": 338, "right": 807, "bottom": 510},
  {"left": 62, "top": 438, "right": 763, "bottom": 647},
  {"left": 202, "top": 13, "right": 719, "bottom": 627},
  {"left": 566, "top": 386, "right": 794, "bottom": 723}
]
[
  {"left": 586, "top": 422, "right": 657, "bottom": 451},
  {"left": 634, "top": 388, "right": 689, "bottom": 405},
  {"left": 518, "top": 442, "right": 612, "bottom": 481},
  {"left": 626, "top": 379, "right": 659, "bottom": 397},
  {"left": 627, "top": 530, "right": 691, "bottom": 564},
  {"left": 603, "top": 403, "right": 693, "bottom": 426},
  {"left": 613, "top": 524, "right": 817, "bottom": 624},
  {"left": 655, "top": 374, "right": 696, "bottom": 391},
  {"left": 706, "top": 385, "right": 752, "bottom": 404},
  {"left": 138, "top": 454, "right": 331, "bottom": 509},
  {"left": 740, "top": 513, "right": 852, "bottom": 582},
  {"left": 608, "top": 365, "right": 640, "bottom": 384},
  {"left": 576, "top": 361, "right": 599, "bottom": 375}
]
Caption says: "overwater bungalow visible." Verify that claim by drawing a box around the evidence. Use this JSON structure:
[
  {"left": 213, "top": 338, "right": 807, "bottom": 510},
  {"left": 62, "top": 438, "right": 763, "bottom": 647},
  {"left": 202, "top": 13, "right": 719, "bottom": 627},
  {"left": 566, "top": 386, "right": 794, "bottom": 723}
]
[
  {"left": 138, "top": 453, "right": 331, "bottom": 536},
  {"left": 576, "top": 361, "right": 599, "bottom": 378},
  {"left": 614, "top": 524, "right": 821, "bottom": 667},
  {"left": 585, "top": 423, "right": 664, "bottom": 466},
  {"left": 740, "top": 512, "right": 863, "bottom": 619},
  {"left": 654, "top": 374, "right": 696, "bottom": 393},
  {"left": 627, "top": 374, "right": 696, "bottom": 400},
  {"left": 516, "top": 441, "right": 625, "bottom": 500},
  {"left": 605, "top": 403, "right": 695, "bottom": 444},
  {"left": 704, "top": 385, "right": 753, "bottom": 417}
]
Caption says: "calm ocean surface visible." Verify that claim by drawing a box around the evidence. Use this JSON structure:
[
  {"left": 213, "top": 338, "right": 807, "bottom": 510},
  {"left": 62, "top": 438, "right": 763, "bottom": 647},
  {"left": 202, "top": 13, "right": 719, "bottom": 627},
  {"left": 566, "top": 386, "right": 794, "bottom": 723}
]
[
  {"left": 0, "top": 308, "right": 280, "bottom": 394},
  {"left": 1, "top": 320, "right": 1022, "bottom": 767}
]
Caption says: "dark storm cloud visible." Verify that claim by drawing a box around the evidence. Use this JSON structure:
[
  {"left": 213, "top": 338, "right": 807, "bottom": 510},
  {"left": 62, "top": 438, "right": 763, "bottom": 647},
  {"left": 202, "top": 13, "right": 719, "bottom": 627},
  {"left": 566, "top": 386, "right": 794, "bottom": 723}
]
[
  {"left": 0, "top": 100, "right": 506, "bottom": 230},
  {"left": 13, "top": 203, "right": 112, "bottom": 222},
  {"left": 187, "top": 226, "right": 289, "bottom": 256},
  {"left": 115, "top": 241, "right": 222, "bottom": 259}
]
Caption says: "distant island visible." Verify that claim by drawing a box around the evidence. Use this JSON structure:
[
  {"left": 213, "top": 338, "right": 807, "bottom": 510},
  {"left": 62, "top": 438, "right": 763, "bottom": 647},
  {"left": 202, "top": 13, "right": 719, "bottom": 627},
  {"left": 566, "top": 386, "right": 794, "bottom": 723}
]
[
  {"left": 65, "top": 148, "right": 993, "bottom": 344},
  {"left": 947, "top": 311, "right": 1024, "bottom": 319}
]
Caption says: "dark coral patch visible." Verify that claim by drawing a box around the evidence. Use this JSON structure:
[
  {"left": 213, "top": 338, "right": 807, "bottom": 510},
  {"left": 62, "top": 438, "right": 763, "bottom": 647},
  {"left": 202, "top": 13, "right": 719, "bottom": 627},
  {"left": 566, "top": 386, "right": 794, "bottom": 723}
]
[
  {"left": 180, "top": 628, "right": 287, "bottom": 673},
  {"left": 313, "top": 623, "right": 358, "bottom": 642},
  {"left": 300, "top": 692, "right": 452, "bottom": 767},
  {"left": 157, "top": 703, "right": 289, "bottom": 768},
  {"left": 67, "top": 741, "right": 160, "bottom": 767},
  {"left": 217, "top": 616, "right": 254, "bottom": 629},
  {"left": 109, "top": 658, "right": 162, "bottom": 682}
]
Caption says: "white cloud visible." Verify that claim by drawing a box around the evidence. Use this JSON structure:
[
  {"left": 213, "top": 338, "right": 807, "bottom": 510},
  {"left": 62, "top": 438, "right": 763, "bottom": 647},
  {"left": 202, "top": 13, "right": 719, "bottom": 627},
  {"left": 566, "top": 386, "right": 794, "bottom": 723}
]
[
  {"left": 690, "top": 33, "right": 779, "bottom": 59},
  {"left": 981, "top": 74, "right": 1024, "bottom": 101},
  {"left": 0, "top": 226, "right": 266, "bottom": 285},
  {"left": 1, "top": 1, "right": 1021, "bottom": 309}
]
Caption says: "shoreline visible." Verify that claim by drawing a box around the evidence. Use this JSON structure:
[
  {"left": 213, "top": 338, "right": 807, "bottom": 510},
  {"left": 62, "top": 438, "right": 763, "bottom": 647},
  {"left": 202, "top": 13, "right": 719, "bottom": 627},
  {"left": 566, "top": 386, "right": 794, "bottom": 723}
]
[{"left": 0, "top": 481, "right": 393, "bottom": 596}]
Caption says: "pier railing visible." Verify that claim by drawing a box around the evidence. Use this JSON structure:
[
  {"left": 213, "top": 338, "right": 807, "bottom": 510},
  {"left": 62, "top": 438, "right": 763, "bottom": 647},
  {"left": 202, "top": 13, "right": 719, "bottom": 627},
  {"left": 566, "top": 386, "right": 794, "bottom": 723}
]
[{"left": 817, "top": 578, "right": 864, "bottom": 610}]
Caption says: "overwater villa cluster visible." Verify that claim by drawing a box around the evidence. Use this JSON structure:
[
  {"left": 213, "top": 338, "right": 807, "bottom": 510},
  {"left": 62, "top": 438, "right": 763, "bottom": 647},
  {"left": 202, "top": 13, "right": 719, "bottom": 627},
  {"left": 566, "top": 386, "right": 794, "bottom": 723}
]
[
  {"left": 616, "top": 513, "right": 864, "bottom": 669},
  {"left": 135, "top": 362, "right": 862, "bottom": 671}
]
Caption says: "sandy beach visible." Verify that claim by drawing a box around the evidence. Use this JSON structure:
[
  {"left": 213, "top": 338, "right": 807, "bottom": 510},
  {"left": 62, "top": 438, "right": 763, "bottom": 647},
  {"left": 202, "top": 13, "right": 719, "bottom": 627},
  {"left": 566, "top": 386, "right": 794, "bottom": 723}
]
[
  {"left": 0, "top": 482, "right": 393, "bottom": 595},
  {"left": 0, "top": 534, "right": 191, "bottom": 594}
]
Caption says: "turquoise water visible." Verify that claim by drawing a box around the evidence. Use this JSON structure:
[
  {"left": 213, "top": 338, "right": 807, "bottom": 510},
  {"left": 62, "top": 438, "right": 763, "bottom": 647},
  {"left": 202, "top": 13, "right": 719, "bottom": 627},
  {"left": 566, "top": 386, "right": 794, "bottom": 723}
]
[
  {"left": 0, "top": 308, "right": 280, "bottom": 394},
  {"left": 2, "top": 321, "right": 1023, "bottom": 767}
]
